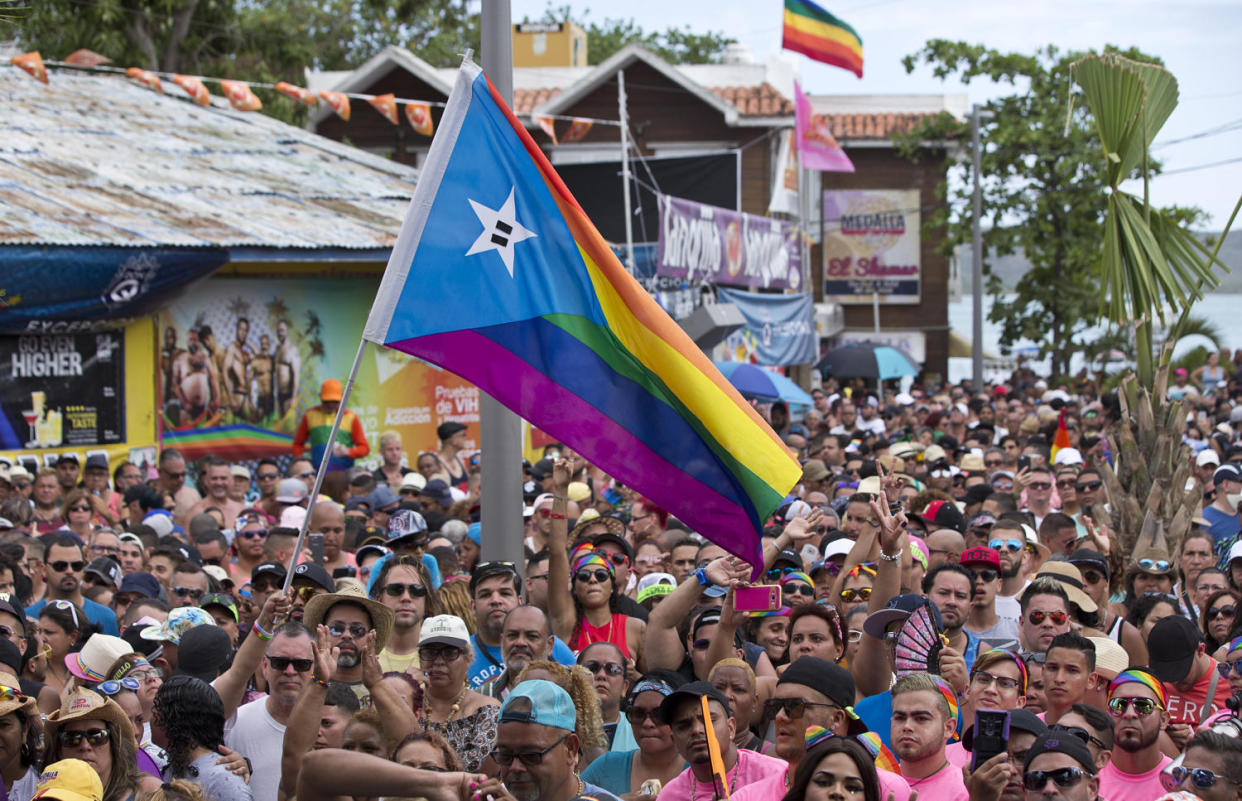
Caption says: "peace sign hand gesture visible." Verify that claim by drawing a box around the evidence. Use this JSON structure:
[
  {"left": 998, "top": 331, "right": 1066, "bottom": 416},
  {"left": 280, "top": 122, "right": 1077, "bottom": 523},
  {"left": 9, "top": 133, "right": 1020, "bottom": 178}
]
[{"left": 868, "top": 487, "right": 906, "bottom": 556}]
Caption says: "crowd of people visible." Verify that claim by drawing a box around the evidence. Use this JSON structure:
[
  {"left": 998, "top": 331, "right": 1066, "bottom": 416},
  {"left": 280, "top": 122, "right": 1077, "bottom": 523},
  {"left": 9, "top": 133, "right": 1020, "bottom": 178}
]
[{"left": 0, "top": 374, "right": 1241, "bottom": 801}]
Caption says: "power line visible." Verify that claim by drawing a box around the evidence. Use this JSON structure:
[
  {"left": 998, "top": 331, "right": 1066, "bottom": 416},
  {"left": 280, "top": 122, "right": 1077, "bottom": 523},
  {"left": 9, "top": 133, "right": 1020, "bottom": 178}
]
[
  {"left": 1154, "top": 116, "right": 1242, "bottom": 148},
  {"left": 1155, "top": 155, "right": 1242, "bottom": 177}
]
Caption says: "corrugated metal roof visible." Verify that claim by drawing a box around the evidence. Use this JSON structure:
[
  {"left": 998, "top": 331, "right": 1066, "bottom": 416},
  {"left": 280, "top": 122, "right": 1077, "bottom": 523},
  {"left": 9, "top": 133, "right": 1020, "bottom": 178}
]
[{"left": 0, "top": 68, "right": 417, "bottom": 249}]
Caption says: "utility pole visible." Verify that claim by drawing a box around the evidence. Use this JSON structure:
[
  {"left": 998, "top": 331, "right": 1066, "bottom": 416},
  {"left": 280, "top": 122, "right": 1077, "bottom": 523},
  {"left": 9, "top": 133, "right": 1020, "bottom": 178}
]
[
  {"left": 618, "top": 70, "right": 635, "bottom": 274},
  {"left": 970, "top": 103, "right": 985, "bottom": 388},
  {"left": 479, "top": 0, "right": 525, "bottom": 569}
]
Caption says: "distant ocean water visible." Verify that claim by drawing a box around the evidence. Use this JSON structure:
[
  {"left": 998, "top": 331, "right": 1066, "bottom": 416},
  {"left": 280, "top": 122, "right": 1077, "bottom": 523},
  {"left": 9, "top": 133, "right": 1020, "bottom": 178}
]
[{"left": 945, "top": 291, "right": 1242, "bottom": 382}]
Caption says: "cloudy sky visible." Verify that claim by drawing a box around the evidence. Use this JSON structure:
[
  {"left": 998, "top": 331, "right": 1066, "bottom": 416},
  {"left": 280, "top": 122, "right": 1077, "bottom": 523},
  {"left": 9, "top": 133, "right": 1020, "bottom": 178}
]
[{"left": 511, "top": 0, "right": 1241, "bottom": 228}]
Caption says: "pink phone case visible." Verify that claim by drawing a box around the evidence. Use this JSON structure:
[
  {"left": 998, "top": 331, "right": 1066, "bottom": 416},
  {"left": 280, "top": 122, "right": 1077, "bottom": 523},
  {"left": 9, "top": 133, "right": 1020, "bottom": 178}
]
[{"left": 734, "top": 584, "right": 781, "bottom": 612}]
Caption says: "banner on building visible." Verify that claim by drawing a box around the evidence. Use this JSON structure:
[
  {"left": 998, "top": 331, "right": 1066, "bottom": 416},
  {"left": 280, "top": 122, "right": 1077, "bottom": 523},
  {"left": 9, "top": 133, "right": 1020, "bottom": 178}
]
[
  {"left": 823, "top": 189, "right": 921, "bottom": 304},
  {"left": 158, "top": 278, "right": 481, "bottom": 463},
  {"left": 717, "top": 287, "right": 816, "bottom": 366},
  {"left": 0, "top": 332, "right": 126, "bottom": 450},
  {"left": 657, "top": 195, "right": 804, "bottom": 291},
  {"left": 768, "top": 130, "right": 801, "bottom": 216}
]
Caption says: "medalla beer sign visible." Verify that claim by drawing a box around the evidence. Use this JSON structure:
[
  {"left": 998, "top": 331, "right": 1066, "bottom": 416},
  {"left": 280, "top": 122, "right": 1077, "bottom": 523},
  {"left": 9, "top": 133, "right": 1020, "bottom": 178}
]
[{"left": 823, "top": 189, "right": 921, "bottom": 304}]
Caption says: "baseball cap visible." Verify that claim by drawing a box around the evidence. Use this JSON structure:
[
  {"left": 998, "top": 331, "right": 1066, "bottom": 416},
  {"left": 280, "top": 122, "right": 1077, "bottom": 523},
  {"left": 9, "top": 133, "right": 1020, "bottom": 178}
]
[
  {"left": 355, "top": 543, "right": 390, "bottom": 565},
  {"left": 1229, "top": 540, "right": 1242, "bottom": 565},
  {"left": 967, "top": 512, "right": 997, "bottom": 530},
  {"left": 84, "top": 454, "right": 109, "bottom": 472},
  {"left": 229, "top": 465, "right": 251, "bottom": 481},
  {"left": 501, "top": 679, "right": 577, "bottom": 732},
  {"left": 56, "top": 454, "right": 80, "bottom": 466},
  {"left": 33, "top": 759, "right": 103, "bottom": 801},
  {"left": 368, "top": 486, "right": 400, "bottom": 512},
  {"left": 385, "top": 509, "right": 428, "bottom": 545},
  {"left": 116, "top": 573, "right": 161, "bottom": 599},
  {"left": 821, "top": 539, "right": 853, "bottom": 561},
  {"left": 143, "top": 511, "right": 174, "bottom": 539},
  {"left": 1052, "top": 447, "right": 1084, "bottom": 466},
  {"left": 1023, "top": 730, "right": 1097, "bottom": 775},
  {"left": 291, "top": 562, "right": 334, "bottom": 593},
  {"left": 399, "top": 472, "right": 427, "bottom": 492},
  {"left": 773, "top": 549, "right": 803, "bottom": 571},
  {"left": 276, "top": 479, "right": 308, "bottom": 504},
  {"left": 1067, "top": 548, "right": 1109, "bottom": 578},
  {"left": 436, "top": 421, "right": 467, "bottom": 441},
  {"left": 320, "top": 379, "right": 343, "bottom": 402},
  {"left": 84, "top": 558, "right": 123, "bottom": 590},
  {"left": 636, "top": 573, "right": 676, "bottom": 605},
  {"left": 1146, "top": 616, "right": 1202, "bottom": 683},
  {"left": 691, "top": 608, "right": 722, "bottom": 640},
  {"left": 657, "top": 680, "right": 732, "bottom": 724},
  {"left": 418, "top": 615, "right": 470, "bottom": 649},
  {"left": 174, "top": 624, "right": 234, "bottom": 683},
  {"left": 251, "top": 561, "right": 288, "bottom": 584},
  {"left": 779, "top": 657, "right": 866, "bottom": 735},
  {"left": 1197, "top": 449, "right": 1221, "bottom": 468},
  {"left": 343, "top": 496, "right": 371, "bottom": 514},
  {"left": 1214, "top": 463, "right": 1242, "bottom": 485},
  {"left": 960, "top": 546, "right": 1000, "bottom": 570},
  {"left": 529, "top": 458, "right": 554, "bottom": 481},
  {"left": 420, "top": 479, "right": 453, "bottom": 509},
  {"left": 863, "top": 594, "right": 942, "bottom": 639},
  {"left": 140, "top": 607, "right": 214, "bottom": 644},
  {"left": 913, "top": 499, "right": 966, "bottom": 534},
  {"left": 199, "top": 593, "right": 239, "bottom": 622}
]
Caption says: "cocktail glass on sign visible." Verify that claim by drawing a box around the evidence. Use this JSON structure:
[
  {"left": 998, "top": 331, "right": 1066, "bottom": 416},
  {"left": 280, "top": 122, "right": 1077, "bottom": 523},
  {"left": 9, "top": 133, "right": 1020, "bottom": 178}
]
[{"left": 21, "top": 410, "right": 40, "bottom": 447}]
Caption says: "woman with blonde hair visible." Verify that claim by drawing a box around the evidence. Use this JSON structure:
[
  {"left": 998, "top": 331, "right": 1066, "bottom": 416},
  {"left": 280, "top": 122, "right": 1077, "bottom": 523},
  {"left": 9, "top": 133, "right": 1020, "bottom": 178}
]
[
  {"left": 514, "top": 660, "right": 608, "bottom": 764},
  {"left": 432, "top": 578, "right": 475, "bottom": 634}
]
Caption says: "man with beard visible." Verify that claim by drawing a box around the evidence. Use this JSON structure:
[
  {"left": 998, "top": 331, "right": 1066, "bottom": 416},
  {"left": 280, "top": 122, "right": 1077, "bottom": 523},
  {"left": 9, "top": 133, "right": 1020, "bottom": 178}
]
[
  {"left": 991, "top": 519, "right": 1043, "bottom": 632},
  {"left": 1098, "top": 669, "right": 1172, "bottom": 801},
  {"left": 889, "top": 673, "right": 967, "bottom": 800},
  {"left": 185, "top": 457, "right": 244, "bottom": 528},
  {"left": 923, "top": 564, "right": 979, "bottom": 690},
  {"left": 481, "top": 605, "right": 554, "bottom": 701},
  {"left": 158, "top": 448, "right": 201, "bottom": 523},
  {"left": 467, "top": 562, "right": 575, "bottom": 689},
  {"left": 223, "top": 317, "right": 253, "bottom": 416},
  {"left": 172, "top": 327, "right": 220, "bottom": 423},
  {"left": 24, "top": 534, "right": 119, "bottom": 634},
  {"left": 728, "top": 657, "right": 909, "bottom": 801},
  {"left": 303, "top": 584, "right": 395, "bottom": 707},
  {"left": 274, "top": 320, "right": 300, "bottom": 418},
  {"left": 1021, "top": 731, "right": 1101, "bottom": 801},
  {"left": 371, "top": 555, "right": 432, "bottom": 674}
]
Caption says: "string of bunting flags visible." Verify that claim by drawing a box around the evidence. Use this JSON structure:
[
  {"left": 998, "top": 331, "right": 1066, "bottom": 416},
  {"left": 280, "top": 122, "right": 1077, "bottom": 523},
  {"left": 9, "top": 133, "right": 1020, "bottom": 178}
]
[{"left": 8, "top": 49, "right": 614, "bottom": 144}]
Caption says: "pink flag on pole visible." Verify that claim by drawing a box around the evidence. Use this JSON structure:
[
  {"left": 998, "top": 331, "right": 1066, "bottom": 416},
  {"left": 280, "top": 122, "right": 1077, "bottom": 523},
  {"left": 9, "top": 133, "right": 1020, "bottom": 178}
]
[{"left": 795, "top": 81, "right": 854, "bottom": 173}]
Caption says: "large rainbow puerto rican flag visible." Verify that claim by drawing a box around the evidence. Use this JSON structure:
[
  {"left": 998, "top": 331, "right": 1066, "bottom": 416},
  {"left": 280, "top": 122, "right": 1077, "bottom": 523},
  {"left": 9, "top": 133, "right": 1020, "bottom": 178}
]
[{"left": 363, "top": 58, "right": 800, "bottom": 570}]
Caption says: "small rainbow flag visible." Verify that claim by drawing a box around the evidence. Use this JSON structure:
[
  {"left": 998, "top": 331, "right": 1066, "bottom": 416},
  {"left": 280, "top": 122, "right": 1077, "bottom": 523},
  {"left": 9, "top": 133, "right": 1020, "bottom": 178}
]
[
  {"left": 363, "top": 58, "right": 801, "bottom": 572},
  {"left": 781, "top": 0, "right": 864, "bottom": 78}
]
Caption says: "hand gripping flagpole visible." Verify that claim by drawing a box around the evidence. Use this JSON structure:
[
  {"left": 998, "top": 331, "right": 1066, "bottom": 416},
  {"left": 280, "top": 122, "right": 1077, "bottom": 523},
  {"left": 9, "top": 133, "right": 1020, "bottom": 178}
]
[{"left": 282, "top": 340, "right": 369, "bottom": 592}]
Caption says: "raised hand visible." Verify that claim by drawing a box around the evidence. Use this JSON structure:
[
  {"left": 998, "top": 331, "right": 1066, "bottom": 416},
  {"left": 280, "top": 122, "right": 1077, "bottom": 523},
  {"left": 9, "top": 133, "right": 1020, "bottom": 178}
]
[{"left": 313, "top": 624, "right": 340, "bottom": 684}]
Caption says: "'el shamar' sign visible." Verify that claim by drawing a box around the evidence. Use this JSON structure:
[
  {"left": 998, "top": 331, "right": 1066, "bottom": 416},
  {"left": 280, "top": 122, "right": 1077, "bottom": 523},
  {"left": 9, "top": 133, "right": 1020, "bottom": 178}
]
[{"left": 823, "top": 189, "right": 921, "bottom": 305}]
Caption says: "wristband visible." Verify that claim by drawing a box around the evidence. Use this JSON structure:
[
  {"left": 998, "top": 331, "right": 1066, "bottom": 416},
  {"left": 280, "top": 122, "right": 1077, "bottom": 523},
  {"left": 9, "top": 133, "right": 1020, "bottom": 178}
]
[
  {"left": 251, "top": 620, "right": 273, "bottom": 641},
  {"left": 311, "top": 675, "right": 329, "bottom": 688},
  {"left": 694, "top": 567, "right": 710, "bottom": 587},
  {"left": 878, "top": 549, "right": 901, "bottom": 562},
  {"left": 547, "top": 512, "right": 566, "bottom": 519}
]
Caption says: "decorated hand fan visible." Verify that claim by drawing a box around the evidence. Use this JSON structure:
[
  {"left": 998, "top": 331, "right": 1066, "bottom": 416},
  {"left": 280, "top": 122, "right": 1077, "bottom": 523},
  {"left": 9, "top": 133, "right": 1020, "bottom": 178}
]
[{"left": 894, "top": 600, "right": 946, "bottom": 676}]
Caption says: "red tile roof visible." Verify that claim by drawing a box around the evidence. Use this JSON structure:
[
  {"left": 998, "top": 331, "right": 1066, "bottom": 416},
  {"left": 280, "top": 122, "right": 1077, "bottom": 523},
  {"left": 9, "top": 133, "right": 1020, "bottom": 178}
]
[
  {"left": 709, "top": 83, "right": 794, "bottom": 116},
  {"left": 820, "top": 112, "right": 936, "bottom": 139},
  {"left": 515, "top": 88, "right": 561, "bottom": 114}
]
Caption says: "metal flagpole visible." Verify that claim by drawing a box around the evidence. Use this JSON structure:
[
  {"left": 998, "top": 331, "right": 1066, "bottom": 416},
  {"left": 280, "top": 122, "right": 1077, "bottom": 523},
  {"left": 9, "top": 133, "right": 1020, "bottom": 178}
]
[
  {"left": 970, "top": 103, "right": 985, "bottom": 387},
  {"left": 479, "top": 0, "right": 526, "bottom": 569},
  {"left": 282, "top": 339, "right": 368, "bottom": 592},
  {"left": 618, "top": 69, "right": 635, "bottom": 273}
]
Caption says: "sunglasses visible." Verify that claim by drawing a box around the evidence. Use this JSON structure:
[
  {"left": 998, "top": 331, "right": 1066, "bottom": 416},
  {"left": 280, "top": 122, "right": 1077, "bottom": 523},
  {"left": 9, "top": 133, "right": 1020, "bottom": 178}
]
[
  {"left": 68, "top": 505, "right": 91, "bottom": 513},
  {"left": 989, "top": 539, "right": 1023, "bottom": 553},
  {"left": 575, "top": 569, "right": 611, "bottom": 584},
  {"left": 298, "top": 470, "right": 315, "bottom": 479},
  {"left": 59, "top": 728, "right": 111, "bottom": 748},
  {"left": 172, "top": 587, "right": 204, "bottom": 600},
  {"left": 1170, "top": 766, "right": 1233, "bottom": 790},
  {"left": 1137, "top": 558, "right": 1171, "bottom": 572},
  {"left": 839, "top": 588, "right": 871, "bottom": 602},
  {"left": 764, "top": 566, "right": 800, "bottom": 581},
  {"left": 1108, "top": 696, "right": 1158, "bottom": 717},
  {"left": 1024, "top": 768, "right": 1085, "bottom": 791},
  {"left": 1216, "top": 661, "right": 1242, "bottom": 678},
  {"left": 268, "top": 656, "right": 313, "bottom": 672},
  {"left": 984, "top": 459, "right": 1004, "bottom": 467},
  {"left": 782, "top": 584, "right": 814, "bottom": 598},
  {"left": 97, "top": 677, "right": 142, "bottom": 696},
  {"left": 162, "top": 471, "right": 186, "bottom": 480},
  {"left": 49, "top": 561, "right": 86, "bottom": 573},
  {"left": 382, "top": 583, "right": 428, "bottom": 598},
  {"left": 974, "top": 569, "right": 999, "bottom": 582},
  {"left": 1080, "top": 570, "right": 1107, "bottom": 585},
  {"left": 1076, "top": 481, "right": 1102, "bottom": 491},
  {"left": 1049, "top": 724, "right": 1106, "bottom": 750},
  {"left": 239, "top": 529, "right": 268, "bottom": 540},
  {"left": 691, "top": 639, "right": 711, "bottom": 651},
  {"left": 1206, "top": 605, "right": 1236, "bottom": 621},
  {"left": 0, "top": 687, "right": 27, "bottom": 704},
  {"left": 327, "top": 621, "right": 368, "bottom": 639},
  {"left": 294, "top": 586, "right": 324, "bottom": 602},
  {"left": 762, "top": 697, "right": 837, "bottom": 721},
  {"left": 1028, "top": 609, "right": 1068, "bottom": 625},
  {"left": 581, "top": 661, "right": 625, "bottom": 677},
  {"left": 1055, "top": 480, "right": 1077, "bottom": 490},
  {"left": 1028, "top": 482, "right": 1052, "bottom": 491},
  {"left": 256, "top": 471, "right": 280, "bottom": 480},
  {"left": 418, "top": 645, "right": 464, "bottom": 664},
  {"left": 625, "top": 707, "right": 664, "bottom": 726},
  {"left": 491, "top": 734, "right": 568, "bottom": 767}
]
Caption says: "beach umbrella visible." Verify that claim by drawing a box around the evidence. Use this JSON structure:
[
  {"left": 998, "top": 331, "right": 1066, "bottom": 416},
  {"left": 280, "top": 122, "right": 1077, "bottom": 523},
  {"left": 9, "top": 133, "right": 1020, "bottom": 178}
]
[
  {"left": 714, "top": 361, "right": 814, "bottom": 405},
  {"left": 817, "top": 342, "right": 918, "bottom": 380}
]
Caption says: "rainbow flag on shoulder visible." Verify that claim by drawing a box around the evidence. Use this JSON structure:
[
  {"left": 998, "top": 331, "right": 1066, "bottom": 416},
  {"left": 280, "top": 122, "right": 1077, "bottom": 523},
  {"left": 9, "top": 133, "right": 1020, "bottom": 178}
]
[
  {"left": 782, "top": 0, "right": 864, "bottom": 78},
  {"left": 363, "top": 58, "right": 800, "bottom": 571}
]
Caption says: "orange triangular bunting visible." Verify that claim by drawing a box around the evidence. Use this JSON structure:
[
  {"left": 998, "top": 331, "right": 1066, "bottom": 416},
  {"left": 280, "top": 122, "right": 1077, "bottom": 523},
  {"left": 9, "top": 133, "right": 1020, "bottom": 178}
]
[
  {"left": 319, "top": 91, "right": 351, "bottom": 121},
  {"left": 220, "top": 80, "right": 262, "bottom": 111},
  {"left": 171, "top": 75, "right": 210, "bottom": 106},
  {"left": 404, "top": 102, "right": 434, "bottom": 136},
  {"left": 11, "top": 52, "right": 48, "bottom": 84},
  {"left": 274, "top": 81, "right": 318, "bottom": 106},
  {"left": 368, "top": 93, "right": 399, "bottom": 125}
]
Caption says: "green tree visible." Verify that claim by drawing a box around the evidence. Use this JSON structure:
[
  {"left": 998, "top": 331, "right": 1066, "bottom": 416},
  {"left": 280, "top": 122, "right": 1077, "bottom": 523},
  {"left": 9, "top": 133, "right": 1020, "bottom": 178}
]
[
  {"left": 535, "top": 4, "right": 735, "bottom": 65},
  {"left": 895, "top": 41, "right": 1191, "bottom": 378}
]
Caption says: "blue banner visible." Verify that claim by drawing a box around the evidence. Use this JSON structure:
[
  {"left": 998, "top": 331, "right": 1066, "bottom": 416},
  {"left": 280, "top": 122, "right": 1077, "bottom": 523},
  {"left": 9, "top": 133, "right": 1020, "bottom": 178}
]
[
  {"left": 0, "top": 247, "right": 228, "bottom": 333},
  {"left": 717, "top": 287, "right": 816, "bottom": 366}
]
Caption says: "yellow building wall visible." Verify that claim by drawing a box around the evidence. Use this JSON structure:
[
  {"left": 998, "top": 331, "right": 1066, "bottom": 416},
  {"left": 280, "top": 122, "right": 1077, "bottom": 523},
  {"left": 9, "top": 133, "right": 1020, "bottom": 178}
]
[{"left": 513, "top": 22, "right": 588, "bottom": 68}]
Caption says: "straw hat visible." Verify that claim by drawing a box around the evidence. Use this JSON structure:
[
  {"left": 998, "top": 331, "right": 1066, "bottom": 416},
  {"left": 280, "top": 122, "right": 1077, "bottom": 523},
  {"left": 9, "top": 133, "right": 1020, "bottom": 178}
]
[
  {"left": 45, "top": 690, "right": 134, "bottom": 748},
  {"left": 302, "top": 582, "right": 394, "bottom": 651},
  {"left": 1035, "top": 561, "right": 1098, "bottom": 613},
  {"left": 0, "top": 683, "right": 37, "bottom": 717}
]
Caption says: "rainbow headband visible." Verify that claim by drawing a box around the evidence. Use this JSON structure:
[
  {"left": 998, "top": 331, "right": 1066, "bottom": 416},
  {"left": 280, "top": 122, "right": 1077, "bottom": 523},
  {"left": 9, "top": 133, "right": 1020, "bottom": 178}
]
[
  {"left": 932, "top": 676, "right": 960, "bottom": 722},
  {"left": 977, "top": 648, "right": 1028, "bottom": 695},
  {"left": 780, "top": 572, "right": 813, "bottom": 588},
  {"left": 572, "top": 550, "right": 614, "bottom": 578},
  {"left": 856, "top": 731, "right": 902, "bottom": 776},
  {"left": 1227, "top": 636, "right": 1242, "bottom": 659},
  {"left": 1109, "top": 669, "right": 1167, "bottom": 709}
]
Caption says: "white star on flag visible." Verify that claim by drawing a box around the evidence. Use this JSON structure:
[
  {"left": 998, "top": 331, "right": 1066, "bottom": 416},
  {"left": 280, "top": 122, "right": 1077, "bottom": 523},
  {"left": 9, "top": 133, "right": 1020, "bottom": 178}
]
[{"left": 465, "top": 188, "right": 536, "bottom": 277}]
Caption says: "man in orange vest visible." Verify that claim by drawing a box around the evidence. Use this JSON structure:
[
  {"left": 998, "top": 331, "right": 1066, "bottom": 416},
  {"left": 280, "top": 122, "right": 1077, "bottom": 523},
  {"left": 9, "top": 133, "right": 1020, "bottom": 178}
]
[{"left": 292, "top": 379, "right": 370, "bottom": 473}]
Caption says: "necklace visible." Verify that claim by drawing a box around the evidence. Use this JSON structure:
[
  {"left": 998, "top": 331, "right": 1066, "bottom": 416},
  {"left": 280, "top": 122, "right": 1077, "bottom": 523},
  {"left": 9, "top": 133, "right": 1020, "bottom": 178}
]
[
  {"left": 420, "top": 685, "right": 468, "bottom": 727},
  {"left": 574, "top": 775, "right": 585, "bottom": 798},
  {"left": 689, "top": 757, "right": 740, "bottom": 801}
]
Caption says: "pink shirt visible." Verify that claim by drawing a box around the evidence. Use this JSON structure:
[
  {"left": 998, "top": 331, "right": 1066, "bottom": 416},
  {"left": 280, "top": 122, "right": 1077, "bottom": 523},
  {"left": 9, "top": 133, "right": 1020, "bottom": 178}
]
[
  {"left": 727, "top": 765, "right": 910, "bottom": 801},
  {"left": 905, "top": 761, "right": 968, "bottom": 801},
  {"left": 1098, "top": 756, "right": 1173, "bottom": 801},
  {"left": 656, "top": 749, "right": 786, "bottom": 801},
  {"left": 946, "top": 741, "right": 969, "bottom": 768}
]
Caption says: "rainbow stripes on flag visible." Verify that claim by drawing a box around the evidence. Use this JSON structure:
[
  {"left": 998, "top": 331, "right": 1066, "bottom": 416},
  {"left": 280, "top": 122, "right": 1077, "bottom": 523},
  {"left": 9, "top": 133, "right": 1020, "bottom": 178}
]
[
  {"left": 782, "top": 0, "right": 864, "bottom": 78},
  {"left": 363, "top": 59, "right": 800, "bottom": 570}
]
